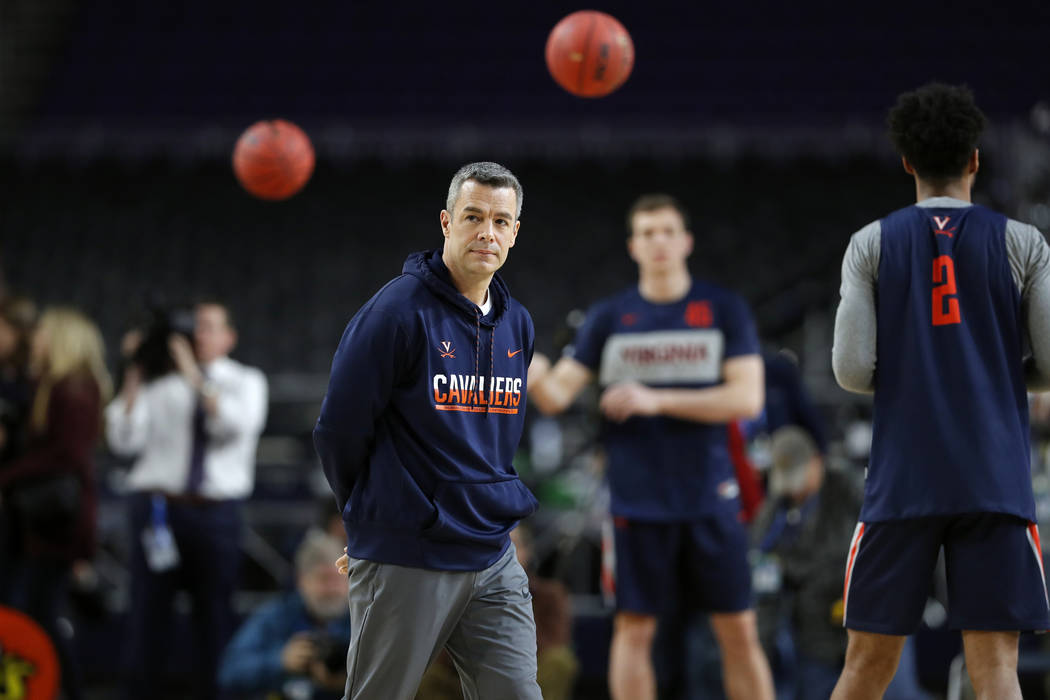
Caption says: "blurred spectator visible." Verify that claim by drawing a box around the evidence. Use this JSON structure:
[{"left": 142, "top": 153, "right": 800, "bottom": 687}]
[
  {"left": 105, "top": 301, "right": 268, "bottom": 700},
  {"left": 0, "top": 307, "right": 111, "bottom": 700},
  {"left": 416, "top": 523, "right": 578, "bottom": 700},
  {"left": 0, "top": 296, "right": 37, "bottom": 464},
  {"left": 751, "top": 426, "right": 860, "bottom": 698},
  {"left": 219, "top": 529, "right": 350, "bottom": 700}
]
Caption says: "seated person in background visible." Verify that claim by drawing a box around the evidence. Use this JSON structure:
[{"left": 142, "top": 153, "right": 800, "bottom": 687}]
[
  {"left": 752, "top": 428, "right": 929, "bottom": 699},
  {"left": 219, "top": 530, "right": 350, "bottom": 700},
  {"left": 416, "top": 523, "right": 578, "bottom": 700},
  {"left": 751, "top": 426, "right": 862, "bottom": 699}
]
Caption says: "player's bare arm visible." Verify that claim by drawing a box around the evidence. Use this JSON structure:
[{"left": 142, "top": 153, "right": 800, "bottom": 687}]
[
  {"left": 527, "top": 353, "right": 593, "bottom": 415},
  {"left": 600, "top": 354, "right": 763, "bottom": 424}
]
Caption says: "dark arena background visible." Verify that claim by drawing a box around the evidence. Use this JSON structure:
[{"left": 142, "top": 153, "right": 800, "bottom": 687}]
[{"left": 2, "top": 1, "right": 1050, "bottom": 698}]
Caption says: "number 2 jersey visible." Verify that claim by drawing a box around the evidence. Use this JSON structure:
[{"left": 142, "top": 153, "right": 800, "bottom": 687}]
[
  {"left": 571, "top": 280, "right": 760, "bottom": 521},
  {"left": 833, "top": 197, "right": 1050, "bottom": 522}
]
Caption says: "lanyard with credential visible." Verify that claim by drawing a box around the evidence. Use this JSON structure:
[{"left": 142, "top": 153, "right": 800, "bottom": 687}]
[
  {"left": 150, "top": 493, "right": 169, "bottom": 531},
  {"left": 143, "top": 494, "right": 180, "bottom": 572},
  {"left": 759, "top": 493, "right": 820, "bottom": 553}
]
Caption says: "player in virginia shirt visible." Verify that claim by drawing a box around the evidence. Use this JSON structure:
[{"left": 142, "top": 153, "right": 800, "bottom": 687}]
[
  {"left": 529, "top": 194, "right": 774, "bottom": 700},
  {"left": 832, "top": 84, "right": 1050, "bottom": 700}
]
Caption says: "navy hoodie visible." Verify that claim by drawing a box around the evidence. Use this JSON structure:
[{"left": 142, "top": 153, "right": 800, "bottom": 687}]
[{"left": 314, "top": 249, "right": 539, "bottom": 571}]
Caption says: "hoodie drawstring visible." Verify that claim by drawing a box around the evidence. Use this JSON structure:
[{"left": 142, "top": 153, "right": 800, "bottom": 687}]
[
  {"left": 488, "top": 319, "right": 495, "bottom": 417},
  {"left": 474, "top": 308, "right": 482, "bottom": 400},
  {"left": 473, "top": 307, "right": 496, "bottom": 417}
]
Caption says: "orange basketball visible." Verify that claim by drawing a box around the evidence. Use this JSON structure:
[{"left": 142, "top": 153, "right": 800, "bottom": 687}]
[
  {"left": 545, "top": 10, "right": 634, "bottom": 98},
  {"left": 232, "top": 119, "right": 315, "bottom": 201}
]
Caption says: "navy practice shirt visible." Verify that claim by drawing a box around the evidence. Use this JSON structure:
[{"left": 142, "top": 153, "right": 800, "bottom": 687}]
[
  {"left": 571, "top": 280, "right": 760, "bottom": 520},
  {"left": 866, "top": 203, "right": 1035, "bottom": 521}
]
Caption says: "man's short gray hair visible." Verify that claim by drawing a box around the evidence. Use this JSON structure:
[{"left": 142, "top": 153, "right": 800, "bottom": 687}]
[
  {"left": 295, "top": 529, "right": 345, "bottom": 574},
  {"left": 445, "top": 161, "right": 524, "bottom": 220}
]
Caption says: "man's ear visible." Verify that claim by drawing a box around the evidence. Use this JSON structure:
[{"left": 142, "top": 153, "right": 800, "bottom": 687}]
[
  {"left": 506, "top": 220, "right": 520, "bottom": 249},
  {"left": 440, "top": 210, "right": 452, "bottom": 239}
]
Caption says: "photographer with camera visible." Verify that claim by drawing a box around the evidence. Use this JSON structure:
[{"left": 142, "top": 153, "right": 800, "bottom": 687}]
[
  {"left": 105, "top": 300, "right": 268, "bottom": 700},
  {"left": 219, "top": 529, "right": 351, "bottom": 700}
]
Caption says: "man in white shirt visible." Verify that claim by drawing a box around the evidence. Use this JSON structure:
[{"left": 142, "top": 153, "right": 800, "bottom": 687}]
[{"left": 106, "top": 301, "right": 267, "bottom": 700}]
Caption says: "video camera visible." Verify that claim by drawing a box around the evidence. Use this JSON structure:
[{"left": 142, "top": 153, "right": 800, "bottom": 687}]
[{"left": 131, "top": 304, "right": 197, "bottom": 382}]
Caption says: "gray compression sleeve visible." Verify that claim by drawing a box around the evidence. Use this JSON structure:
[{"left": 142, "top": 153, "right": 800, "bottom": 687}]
[
  {"left": 832, "top": 221, "right": 880, "bottom": 394},
  {"left": 1006, "top": 220, "right": 1050, "bottom": 390}
]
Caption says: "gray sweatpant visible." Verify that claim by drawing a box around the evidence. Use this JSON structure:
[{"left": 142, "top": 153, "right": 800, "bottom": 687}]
[{"left": 343, "top": 542, "right": 542, "bottom": 700}]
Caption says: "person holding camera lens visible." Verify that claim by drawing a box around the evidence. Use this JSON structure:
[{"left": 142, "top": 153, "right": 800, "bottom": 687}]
[
  {"left": 219, "top": 529, "right": 351, "bottom": 700},
  {"left": 105, "top": 300, "right": 268, "bottom": 700}
]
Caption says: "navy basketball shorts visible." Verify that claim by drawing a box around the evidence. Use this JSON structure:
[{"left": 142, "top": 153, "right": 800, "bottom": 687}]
[
  {"left": 842, "top": 514, "right": 1050, "bottom": 635},
  {"left": 606, "top": 514, "right": 753, "bottom": 616}
]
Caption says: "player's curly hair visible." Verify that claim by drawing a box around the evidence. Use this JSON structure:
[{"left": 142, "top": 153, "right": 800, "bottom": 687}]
[{"left": 888, "top": 83, "right": 987, "bottom": 182}]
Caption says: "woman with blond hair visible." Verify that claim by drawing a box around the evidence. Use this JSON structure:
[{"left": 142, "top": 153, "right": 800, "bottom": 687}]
[{"left": 0, "top": 307, "right": 111, "bottom": 700}]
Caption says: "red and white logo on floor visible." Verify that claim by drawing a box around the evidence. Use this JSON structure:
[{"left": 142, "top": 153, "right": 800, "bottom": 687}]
[{"left": 0, "top": 606, "right": 59, "bottom": 700}]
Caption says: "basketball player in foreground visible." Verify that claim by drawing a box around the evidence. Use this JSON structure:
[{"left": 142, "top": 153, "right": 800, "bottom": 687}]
[
  {"left": 528, "top": 194, "right": 774, "bottom": 700},
  {"left": 315, "top": 162, "right": 541, "bottom": 699},
  {"left": 832, "top": 83, "right": 1050, "bottom": 700}
]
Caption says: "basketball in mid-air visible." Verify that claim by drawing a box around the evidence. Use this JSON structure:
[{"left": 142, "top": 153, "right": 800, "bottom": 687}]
[
  {"left": 232, "top": 119, "right": 315, "bottom": 201},
  {"left": 545, "top": 10, "right": 634, "bottom": 98}
]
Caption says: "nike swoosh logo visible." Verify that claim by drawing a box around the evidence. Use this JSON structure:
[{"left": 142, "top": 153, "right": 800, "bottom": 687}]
[{"left": 507, "top": 349, "right": 524, "bottom": 358}]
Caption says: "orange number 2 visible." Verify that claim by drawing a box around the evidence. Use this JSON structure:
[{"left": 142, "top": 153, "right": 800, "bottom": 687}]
[{"left": 932, "top": 255, "right": 961, "bottom": 326}]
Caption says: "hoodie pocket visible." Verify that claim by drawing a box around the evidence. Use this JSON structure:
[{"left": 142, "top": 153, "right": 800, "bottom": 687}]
[
  {"left": 345, "top": 450, "right": 438, "bottom": 532},
  {"left": 423, "top": 477, "right": 538, "bottom": 546}
]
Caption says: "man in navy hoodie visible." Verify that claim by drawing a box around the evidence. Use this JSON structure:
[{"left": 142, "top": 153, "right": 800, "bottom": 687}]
[{"left": 314, "top": 162, "right": 541, "bottom": 700}]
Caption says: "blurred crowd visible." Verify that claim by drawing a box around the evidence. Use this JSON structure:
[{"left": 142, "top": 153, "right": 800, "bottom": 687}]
[
  {"left": 0, "top": 290, "right": 578, "bottom": 700},
  {"left": 1, "top": 283, "right": 1048, "bottom": 700}
]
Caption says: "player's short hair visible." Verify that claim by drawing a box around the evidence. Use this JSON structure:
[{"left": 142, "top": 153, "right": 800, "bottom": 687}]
[
  {"left": 887, "top": 83, "right": 987, "bottom": 183},
  {"left": 626, "top": 193, "right": 691, "bottom": 236},
  {"left": 295, "top": 529, "right": 344, "bottom": 575},
  {"left": 446, "top": 162, "right": 524, "bottom": 220}
]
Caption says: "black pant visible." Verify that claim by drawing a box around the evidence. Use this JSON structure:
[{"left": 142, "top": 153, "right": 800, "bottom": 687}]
[{"left": 122, "top": 493, "right": 241, "bottom": 700}]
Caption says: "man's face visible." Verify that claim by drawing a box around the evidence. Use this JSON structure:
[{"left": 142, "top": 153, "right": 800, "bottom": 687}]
[
  {"left": 440, "top": 180, "right": 520, "bottom": 280},
  {"left": 194, "top": 304, "right": 235, "bottom": 364},
  {"left": 783, "top": 457, "right": 824, "bottom": 504},
  {"left": 627, "top": 207, "right": 693, "bottom": 274},
  {"left": 299, "top": 563, "right": 349, "bottom": 621}
]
